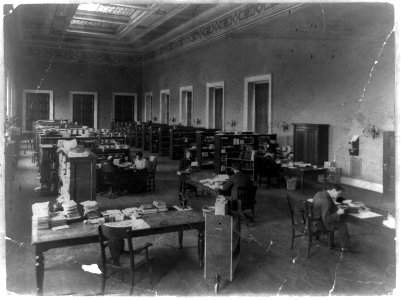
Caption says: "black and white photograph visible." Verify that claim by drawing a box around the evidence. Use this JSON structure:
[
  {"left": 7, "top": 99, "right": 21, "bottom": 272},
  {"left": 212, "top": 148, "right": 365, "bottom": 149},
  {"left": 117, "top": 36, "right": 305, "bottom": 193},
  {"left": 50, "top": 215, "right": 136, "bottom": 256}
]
[{"left": 0, "top": 0, "right": 398, "bottom": 296}]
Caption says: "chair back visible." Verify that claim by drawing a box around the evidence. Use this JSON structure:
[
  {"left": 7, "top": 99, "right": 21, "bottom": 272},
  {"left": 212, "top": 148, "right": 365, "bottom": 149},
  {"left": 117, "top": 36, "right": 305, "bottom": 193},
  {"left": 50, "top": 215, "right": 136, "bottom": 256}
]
[
  {"left": 148, "top": 158, "right": 157, "bottom": 177},
  {"left": 286, "top": 193, "right": 306, "bottom": 226},
  {"left": 304, "top": 200, "right": 328, "bottom": 235},
  {"left": 98, "top": 225, "right": 134, "bottom": 266},
  {"left": 237, "top": 185, "right": 257, "bottom": 209},
  {"left": 101, "top": 163, "right": 115, "bottom": 185}
]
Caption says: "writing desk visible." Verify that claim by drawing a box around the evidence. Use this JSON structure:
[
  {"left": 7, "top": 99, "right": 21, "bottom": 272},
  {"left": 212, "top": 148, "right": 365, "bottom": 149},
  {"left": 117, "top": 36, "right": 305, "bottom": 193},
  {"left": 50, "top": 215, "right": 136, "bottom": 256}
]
[
  {"left": 281, "top": 166, "right": 327, "bottom": 193},
  {"left": 32, "top": 210, "right": 205, "bottom": 295},
  {"left": 181, "top": 170, "right": 222, "bottom": 198}
]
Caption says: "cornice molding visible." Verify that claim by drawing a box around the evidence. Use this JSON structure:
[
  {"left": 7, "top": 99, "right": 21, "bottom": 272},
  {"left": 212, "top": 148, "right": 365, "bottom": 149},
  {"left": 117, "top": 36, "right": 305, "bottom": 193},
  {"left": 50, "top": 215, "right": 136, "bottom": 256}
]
[
  {"left": 143, "top": 2, "right": 309, "bottom": 64},
  {"left": 18, "top": 44, "right": 142, "bottom": 66}
]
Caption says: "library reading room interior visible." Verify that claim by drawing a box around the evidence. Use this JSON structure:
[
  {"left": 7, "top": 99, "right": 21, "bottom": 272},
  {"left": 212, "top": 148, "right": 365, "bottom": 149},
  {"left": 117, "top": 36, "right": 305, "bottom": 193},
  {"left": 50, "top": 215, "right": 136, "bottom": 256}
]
[{"left": 1, "top": 1, "right": 398, "bottom": 296}]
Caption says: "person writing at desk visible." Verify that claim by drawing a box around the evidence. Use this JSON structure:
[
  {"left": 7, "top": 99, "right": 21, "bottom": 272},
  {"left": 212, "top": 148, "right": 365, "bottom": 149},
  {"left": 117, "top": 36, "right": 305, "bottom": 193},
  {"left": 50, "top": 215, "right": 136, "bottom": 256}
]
[
  {"left": 178, "top": 149, "right": 193, "bottom": 172},
  {"left": 221, "top": 162, "right": 254, "bottom": 200},
  {"left": 312, "top": 184, "right": 350, "bottom": 252},
  {"left": 134, "top": 151, "right": 147, "bottom": 171}
]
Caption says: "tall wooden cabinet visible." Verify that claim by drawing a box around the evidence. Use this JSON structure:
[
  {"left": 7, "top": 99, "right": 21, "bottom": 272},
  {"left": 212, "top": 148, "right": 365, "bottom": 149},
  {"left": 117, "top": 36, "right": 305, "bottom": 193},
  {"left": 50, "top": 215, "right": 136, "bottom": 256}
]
[{"left": 292, "top": 123, "right": 329, "bottom": 166}]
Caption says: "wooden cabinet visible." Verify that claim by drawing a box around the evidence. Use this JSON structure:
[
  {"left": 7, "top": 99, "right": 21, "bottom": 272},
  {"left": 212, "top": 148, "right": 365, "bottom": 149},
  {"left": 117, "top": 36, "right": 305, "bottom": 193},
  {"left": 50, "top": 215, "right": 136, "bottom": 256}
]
[
  {"left": 169, "top": 126, "right": 198, "bottom": 160},
  {"left": 293, "top": 123, "right": 329, "bottom": 166},
  {"left": 196, "top": 130, "right": 217, "bottom": 168},
  {"left": 204, "top": 213, "right": 240, "bottom": 291}
]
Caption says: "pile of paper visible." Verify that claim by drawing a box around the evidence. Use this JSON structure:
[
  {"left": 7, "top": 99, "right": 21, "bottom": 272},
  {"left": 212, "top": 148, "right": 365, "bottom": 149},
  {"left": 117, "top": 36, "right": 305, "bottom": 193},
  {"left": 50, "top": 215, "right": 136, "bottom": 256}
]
[
  {"left": 32, "top": 202, "right": 50, "bottom": 230},
  {"left": 139, "top": 204, "right": 158, "bottom": 214},
  {"left": 62, "top": 200, "right": 80, "bottom": 219},
  {"left": 49, "top": 212, "right": 67, "bottom": 228},
  {"left": 102, "top": 209, "right": 124, "bottom": 221},
  {"left": 153, "top": 200, "right": 168, "bottom": 212},
  {"left": 122, "top": 207, "right": 139, "bottom": 218},
  {"left": 80, "top": 200, "right": 100, "bottom": 219}
]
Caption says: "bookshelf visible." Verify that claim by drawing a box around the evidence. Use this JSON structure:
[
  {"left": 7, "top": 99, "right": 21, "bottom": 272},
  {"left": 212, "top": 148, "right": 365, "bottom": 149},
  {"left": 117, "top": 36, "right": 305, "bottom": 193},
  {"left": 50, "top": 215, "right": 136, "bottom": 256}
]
[
  {"left": 158, "top": 126, "right": 171, "bottom": 156},
  {"left": 39, "top": 144, "right": 59, "bottom": 194},
  {"left": 142, "top": 123, "right": 151, "bottom": 151},
  {"left": 196, "top": 130, "right": 217, "bottom": 168},
  {"left": 150, "top": 123, "right": 169, "bottom": 153},
  {"left": 169, "top": 126, "right": 198, "bottom": 160},
  {"left": 214, "top": 133, "right": 277, "bottom": 178},
  {"left": 135, "top": 123, "right": 144, "bottom": 149}
]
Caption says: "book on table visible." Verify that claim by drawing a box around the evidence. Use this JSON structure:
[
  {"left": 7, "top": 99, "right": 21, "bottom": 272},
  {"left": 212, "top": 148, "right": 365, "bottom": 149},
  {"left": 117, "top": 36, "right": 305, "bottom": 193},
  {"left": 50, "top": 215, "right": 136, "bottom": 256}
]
[{"left": 139, "top": 204, "right": 158, "bottom": 214}]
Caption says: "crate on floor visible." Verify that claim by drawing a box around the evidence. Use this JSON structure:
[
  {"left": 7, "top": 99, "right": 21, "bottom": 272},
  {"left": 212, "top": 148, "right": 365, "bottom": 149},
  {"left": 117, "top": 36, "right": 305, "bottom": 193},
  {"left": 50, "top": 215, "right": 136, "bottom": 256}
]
[{"left": 286, "top": 178, "right": 297, "bottom": 190}]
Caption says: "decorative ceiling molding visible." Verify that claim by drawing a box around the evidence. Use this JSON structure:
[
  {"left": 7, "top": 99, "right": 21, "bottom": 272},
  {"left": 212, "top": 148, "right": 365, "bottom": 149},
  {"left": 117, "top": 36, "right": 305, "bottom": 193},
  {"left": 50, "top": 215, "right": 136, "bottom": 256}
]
[
  {"left": 18, "top": 44, "right": 142, "bottom": 66},
  {"left": 143, "top": 2, "right": 309, "bottom": 63}
]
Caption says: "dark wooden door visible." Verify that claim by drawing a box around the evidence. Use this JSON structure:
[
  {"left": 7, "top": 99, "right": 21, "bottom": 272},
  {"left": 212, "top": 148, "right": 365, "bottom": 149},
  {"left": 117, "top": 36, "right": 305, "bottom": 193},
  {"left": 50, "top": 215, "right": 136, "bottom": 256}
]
[
  {"left": 26, "top": 93, "right": 50, "bottom": 131},
  {"left": 186, "top": 92, "right": 192, "bottom": 126},
  {"left": 73, "top": 94, "right": 94, "bottom": 127},
  {"left": 254, "top": 83, "right": 269, "bottom": 134},
  {"left": 115, "top": 95, "right": 135, "bottom": 122},
  {"left": 383, "top": 131, "right": 395, "bottom": 195}
]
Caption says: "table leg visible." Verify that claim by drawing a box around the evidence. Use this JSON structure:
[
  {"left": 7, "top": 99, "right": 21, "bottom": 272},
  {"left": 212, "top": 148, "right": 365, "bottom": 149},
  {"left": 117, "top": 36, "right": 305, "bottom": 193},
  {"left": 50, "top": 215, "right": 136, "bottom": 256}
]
[
  {"left": 198, "top": 230, "right": 205, "bottom": 267},
  {"left": 323, "top": 172, "right": 327, "bottom": 190},
  {"left": 178, "top": 230, "right": 183, "bottom": 249},
  {"left": 35, "top": 249, "right": 44, "bottom": 295}
]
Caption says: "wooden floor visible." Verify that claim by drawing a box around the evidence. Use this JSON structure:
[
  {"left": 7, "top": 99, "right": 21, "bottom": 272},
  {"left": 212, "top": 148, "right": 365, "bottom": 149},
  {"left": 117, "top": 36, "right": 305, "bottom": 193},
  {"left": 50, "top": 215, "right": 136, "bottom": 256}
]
[{"left": 4, "top": 141, "right": 396, "bottom": 296}]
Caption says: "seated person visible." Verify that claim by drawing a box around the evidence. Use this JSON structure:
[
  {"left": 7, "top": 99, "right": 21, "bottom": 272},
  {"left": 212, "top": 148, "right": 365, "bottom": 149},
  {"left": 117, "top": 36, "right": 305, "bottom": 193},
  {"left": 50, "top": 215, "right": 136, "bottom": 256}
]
[
  {"left": 134, "top": 151, "right": 147, "bottom": 171},
  {"left": 119, "top": 152, "right": 148, "bottom": 194},
  {"left": 264, "top": 151, "right": 283, "bottom": 187},
  {"left": 178, "top": 149, "right": 193, "bottom": 172},
  {"left": 221, "top": 162, "right": 254, "bottom": 200},
  {"left": 312, "top": 184, "right": 350, "bottom": 251}
]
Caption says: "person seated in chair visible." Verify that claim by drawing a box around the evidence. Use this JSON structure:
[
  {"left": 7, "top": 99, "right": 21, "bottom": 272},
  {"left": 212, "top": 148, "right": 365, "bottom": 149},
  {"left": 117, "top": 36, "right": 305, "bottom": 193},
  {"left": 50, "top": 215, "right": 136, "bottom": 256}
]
[
  {"left": 264, "top": 151, "right": 283, "bottom": 187},
  {"left": 134, "top": 151, "right": 147, "bottom": 171},
  {"left": 312, "top": 184, "right": 350, "bottom": 251},
  {"left": 178, "top": 149, "right": 197, "bottom": 198},
  {"left": 221, "top": 162, "right": 254, "bottom": 200}
]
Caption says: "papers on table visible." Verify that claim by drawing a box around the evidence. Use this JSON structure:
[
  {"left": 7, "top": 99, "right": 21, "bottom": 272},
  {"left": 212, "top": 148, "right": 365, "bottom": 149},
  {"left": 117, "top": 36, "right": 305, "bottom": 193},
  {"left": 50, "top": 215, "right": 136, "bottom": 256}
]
[
  {"left": 103, "top": 219, "right": 150, "bottom": 230},
  {"left": 383, "top": 216, "right": 395, "bottom": 229},
  {"left": 62, "top": 200, "right": 80, "bottom": 219},
  {"left": 49, "top": 212, "right": 67, "bottom": 228},
  {"left": 102, "top": 209, "right": 124, "bottom": 221},
  {"left": 80, "top": 200, "right": 100, "bottom": 219},
  {"left": 32, "top": 202, "right": 50, "bottom": 230},
  {"left": 349, "top": 211, "right": 382, "bottom": 219},
  {"left": 173, "top": 205, "right": 193, "bottom": 211}
]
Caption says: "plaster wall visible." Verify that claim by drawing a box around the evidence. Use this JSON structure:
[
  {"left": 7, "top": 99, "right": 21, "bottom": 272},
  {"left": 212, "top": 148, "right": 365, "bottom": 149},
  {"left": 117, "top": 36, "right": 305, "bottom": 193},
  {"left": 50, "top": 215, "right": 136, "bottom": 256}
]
[
  {"left": 14, "top": 61, "right": 142, "bottom": 129},
  {"left": 142, "top": 4, "right": 395, "bottom": 186}
]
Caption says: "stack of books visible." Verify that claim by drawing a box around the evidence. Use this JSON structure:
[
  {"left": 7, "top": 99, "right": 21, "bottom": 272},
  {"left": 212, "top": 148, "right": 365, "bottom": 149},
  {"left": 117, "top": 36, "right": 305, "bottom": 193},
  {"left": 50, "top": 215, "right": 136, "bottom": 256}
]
[
  {"left": 153, "top": 200, "right": 168, "bottom": 212},
  {"left": 32, "top": 202, "right": 50, "bottom": 230},
  {"left": 62, "top": 200, "right": 80, "bottom": 219},
  {"left": 139, "top": 203, "right": 158, "bottom": 214},
  {"left": 80, "top": 200, "right": 100, "bottom": 219},
  {"left": 49, "top": 212, "right": 67, "bottom": 228},
  {"left": 102, "top": 209, "right": 124, "bottom": 221}
]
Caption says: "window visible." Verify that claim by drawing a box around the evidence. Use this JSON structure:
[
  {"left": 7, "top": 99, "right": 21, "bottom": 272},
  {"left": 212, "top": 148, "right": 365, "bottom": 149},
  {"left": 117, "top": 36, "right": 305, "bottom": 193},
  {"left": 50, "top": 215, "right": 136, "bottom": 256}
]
[
  {"left": 70, "top": 91, "right": 98, "bottom": 128},
  {"left": 206, "top": 81, "right": 225, "bottom": 130},
  {"left": 160, "top": 89, "right": 170, "bottom": 124},
  {"left": 179, "top": 86, "right": 193, "bottom": 126},
  {"left": 22, "top": 90, "right": 54, "bottom": 131},
  {"left": 111, "top": 93, "right": 137, "bottom": 122},
  {"left": 144, "top": 92, "right": 152, "bottom": 122},
  {"left": 244, "top": 74, "right": 272, "bottom": 133}
]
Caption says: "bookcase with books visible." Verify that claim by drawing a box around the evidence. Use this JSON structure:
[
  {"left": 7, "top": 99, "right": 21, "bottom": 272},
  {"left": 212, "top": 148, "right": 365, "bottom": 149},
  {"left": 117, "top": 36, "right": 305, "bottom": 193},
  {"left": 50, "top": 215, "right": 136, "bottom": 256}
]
[
  {"left": 150, "top": 123, "right": 169, "bottom": 153},
  {"left": 135, "top": 123, "right": 144, "bottom": 149},
  {"left": 39, "top": 144, "right": 59, "bottom": 194},
  {"left": 158, "top": 126, "right": 171, "bottom": 156},
  {"left": 214, "top": 133, "right": 277, "bottom": 178},
  {"left": 169, "top": 126, "right": 198, "bottom": 160},
  {"left": 196, "top": 130, "right": 217, "bottom": 168}
]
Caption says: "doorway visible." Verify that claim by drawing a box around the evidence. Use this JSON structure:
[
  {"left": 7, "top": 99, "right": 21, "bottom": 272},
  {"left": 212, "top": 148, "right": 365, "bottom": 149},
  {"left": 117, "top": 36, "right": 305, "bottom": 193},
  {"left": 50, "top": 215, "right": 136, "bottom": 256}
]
[
  {"left": 70, "top": 91, "right": 98, "bottom": 128},
  {"left": 22, "top": 90, "right": 54, "bottom": 131},
  {"left": 244, "top": 74, "right": 272, "bottom": 132},
  {"left": 144, "top": 92, "right": 152, "bottom": 122},
  {"left": 383, "top": 131, "right": 395, "bottom": 195},
  {"left": 180, "top": 86, "right": 193, "bottom": 126},
  {"left": 206, "top": 81, "right": 225, "bottom": 130},
  {"left": 112, "top": 93, "right": 137, "bottom": 123},
  {"left": 160, "top": 89, "right": 170, "bottom": 124}
]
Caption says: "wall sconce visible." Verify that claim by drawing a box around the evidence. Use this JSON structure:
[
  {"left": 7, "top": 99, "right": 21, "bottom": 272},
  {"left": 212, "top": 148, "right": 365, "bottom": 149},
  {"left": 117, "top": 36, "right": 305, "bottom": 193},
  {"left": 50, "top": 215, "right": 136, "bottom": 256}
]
[
  {"left": 363, "top": 125, "right": 380, "bottom": 139},
  {"left": 153, "top": 117, "right": 157, "bottom": 122},
  {"left": 196, "top": 118, "right": 201, "bottom": 125},
  {"left": 171, "top": 117, "right": 176, "bottom": 124},
  {"left": 274, "top": 121, "right": 289, "bottom": 132},
  {"left": 227, "top": 119, "right": 237, "bottom": 131}
]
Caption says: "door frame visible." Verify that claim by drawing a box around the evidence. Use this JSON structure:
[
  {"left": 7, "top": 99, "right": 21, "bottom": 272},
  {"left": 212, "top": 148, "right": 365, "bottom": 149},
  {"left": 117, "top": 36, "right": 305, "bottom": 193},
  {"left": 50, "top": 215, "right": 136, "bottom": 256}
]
[
  {"left": 383, "top": 131, "right": 395, "bottom": 195},
  {"left": 206, "top": 81, "right": 225, "bottom": 130},
  {"left": 69, "top": 91, "right": 98, "bottom": 129},
  {"left": 22, "top": 89, "right": 54, "bottom": 131},
  {"left": 159, "top": 89, "right": 170, "bottom": 124},
  {"left": 144, "top": 92, "right": 152, "bottom": 122},
  {"left": 179, "top": 85, "right": 193, "bottom": 125},
  {"left": 111, "top": 92, "right": 138, "bottom": 123},
  {"left": 243, "top": 74, "right": 272, "bottom": 132}
]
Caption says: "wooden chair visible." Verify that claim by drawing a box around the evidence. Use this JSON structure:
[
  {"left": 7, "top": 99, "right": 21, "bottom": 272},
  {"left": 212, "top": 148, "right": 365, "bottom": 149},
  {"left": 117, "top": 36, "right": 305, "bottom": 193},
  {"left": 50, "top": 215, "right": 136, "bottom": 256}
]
[
  {"left": 98, "top": 225, "right": 153, "bottom": 296},
  {"left": 237, "top": 185, "right": 258, "bottom": 225},
  {"left": 146, "top": 158, "right": 157, "bottom": 191},
  {"left": 100, "top": 163, "right": 119, "bottom": 199},
  {"left": 287, "top": 193, "right": 334, "bottom": 258}
]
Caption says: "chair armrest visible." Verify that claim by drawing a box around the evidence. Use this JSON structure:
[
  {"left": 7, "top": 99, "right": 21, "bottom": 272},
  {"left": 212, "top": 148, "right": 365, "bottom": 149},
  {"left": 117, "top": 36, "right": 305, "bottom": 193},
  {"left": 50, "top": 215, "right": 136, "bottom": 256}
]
[{"left": 133, "top": 242, "right": 153, "bottom": 254}]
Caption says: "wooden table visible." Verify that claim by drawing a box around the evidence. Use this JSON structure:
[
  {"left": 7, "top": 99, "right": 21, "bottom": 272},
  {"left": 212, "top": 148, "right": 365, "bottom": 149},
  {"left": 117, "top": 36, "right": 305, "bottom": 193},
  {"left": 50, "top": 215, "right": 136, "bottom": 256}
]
[
  {"left": 32, "top": 210, "right": 205, "bottom": 295},
  {"left": 180, "top": 170, "right": 221, "bottom": 198},
  {"left": 281, "top": 166, "right": 328, "bottom": 193}
]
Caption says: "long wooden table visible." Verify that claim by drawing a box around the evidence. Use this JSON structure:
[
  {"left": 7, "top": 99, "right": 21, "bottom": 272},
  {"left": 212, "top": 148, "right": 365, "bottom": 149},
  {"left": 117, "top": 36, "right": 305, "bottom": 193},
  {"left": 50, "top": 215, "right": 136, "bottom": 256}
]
[
  {"left": 32, "top": 210, "right": 205, "bottom": 295},
  {"left": 281, "top": 166, "right": 328, "bottom": 193},
  {"left": 180, "top": 170, "right": 221, "bottom": 199}
]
